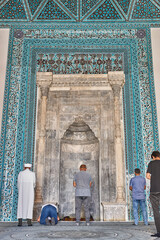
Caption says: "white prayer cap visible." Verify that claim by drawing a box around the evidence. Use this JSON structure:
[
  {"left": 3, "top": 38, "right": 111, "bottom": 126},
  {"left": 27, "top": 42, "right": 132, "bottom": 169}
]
[{"left": 24, "top": 163, "right": 32, "bottom": 168}]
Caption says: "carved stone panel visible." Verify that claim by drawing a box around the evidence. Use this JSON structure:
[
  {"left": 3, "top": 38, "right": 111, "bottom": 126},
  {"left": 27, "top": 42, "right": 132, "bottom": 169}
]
[
  {"left": 35, "top": 73, "right": 125, "bottom": 221},
  {"left": 60, "top": 118, "right": 99, "bottom": 220}
]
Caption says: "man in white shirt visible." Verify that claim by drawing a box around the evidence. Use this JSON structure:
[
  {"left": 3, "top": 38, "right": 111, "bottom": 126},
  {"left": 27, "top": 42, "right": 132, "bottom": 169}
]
[{"left": 17, "top": 163, "right": 36, "bottom": 226}]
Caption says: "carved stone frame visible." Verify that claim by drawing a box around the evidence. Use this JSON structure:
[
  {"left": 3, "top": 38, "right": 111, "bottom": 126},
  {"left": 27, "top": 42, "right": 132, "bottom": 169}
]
[{"left": 34, "top": 72, "right": 126, "bottom": 221}]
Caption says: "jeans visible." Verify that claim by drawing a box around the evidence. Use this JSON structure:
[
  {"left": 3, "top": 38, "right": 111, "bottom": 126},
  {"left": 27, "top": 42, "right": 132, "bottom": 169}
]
[
  {"left": 133, "top": 199, "right": 148, "bottom": 225},
  {"left": 40, "top": 205, "right": 58, "bottom": 225}
]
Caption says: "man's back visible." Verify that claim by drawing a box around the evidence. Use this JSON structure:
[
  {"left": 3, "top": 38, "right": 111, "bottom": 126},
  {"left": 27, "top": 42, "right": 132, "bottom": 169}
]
[
  {"left": 147, "top": 160, "right": 160, "bottom": 192},
  {"left": 130, "top": 176, "right": 146, "bottom": 199},
  {"left": 17, "top": 169, "right": 35, "bottom": 218},
  {"left": 73, "top": 164, "right": 92, "bottom": 225},
  {"left": 18, "top": 169, "right": 35, "bottom": 188},
  {"left": 74, "top": 171, "right": 92, "bottom": 196}
]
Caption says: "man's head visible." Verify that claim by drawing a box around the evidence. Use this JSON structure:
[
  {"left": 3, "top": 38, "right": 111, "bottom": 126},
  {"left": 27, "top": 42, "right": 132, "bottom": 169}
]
[
  {"left": 134, "top": 168, "right": 140, "bottom": 176},
  {"left": 151, "top": 151, "right": 160, "bottom": 160},
  {"left": 24, "top": 163, "right": 32, "bottom": 170},
  {"left": 80, "top": 164, "right": 87, "bottom": 171}
]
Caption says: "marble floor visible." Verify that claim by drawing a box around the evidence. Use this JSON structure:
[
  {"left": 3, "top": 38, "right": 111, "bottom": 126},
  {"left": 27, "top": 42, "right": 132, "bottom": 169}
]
[{"left": 0, "top": 221, "right": 158, "bottom": 240}]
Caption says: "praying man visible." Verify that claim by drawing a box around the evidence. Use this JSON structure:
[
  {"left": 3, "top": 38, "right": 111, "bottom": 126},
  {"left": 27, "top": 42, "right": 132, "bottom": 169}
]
[{"left": 17, "top": 163, "right": 36, "bottom": 226}]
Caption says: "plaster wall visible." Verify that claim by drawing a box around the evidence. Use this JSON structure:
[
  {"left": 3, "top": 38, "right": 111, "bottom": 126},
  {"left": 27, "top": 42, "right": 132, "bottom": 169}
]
[
  {"left": 0, "top": 29, "right": 9, "bottom": 135},
  {"left": 151, "top": 28, "right": 160, "bottom": 140}
]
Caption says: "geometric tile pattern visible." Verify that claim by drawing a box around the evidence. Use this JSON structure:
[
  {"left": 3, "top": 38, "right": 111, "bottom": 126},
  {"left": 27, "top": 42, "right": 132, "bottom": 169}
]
[
  {"left": 132, "top": 0, "right": 160, "bottom": 19},
  {"left": 28, "top": 0, "right": 43, "bottom": 16},
  {"left": 60, "top": 0, "right": 78, "bottom": 16},
  {"left": 88, "top": 0, "right": 122, "bottom": 20},
  {"left": 117, "top": 0, "right": 131, "bottom": 14},
  {"left": 0, "top": 0, "right": 27, "bottom": 19},
  {"left": 0, "top": 0, "right": 160, "bottom": 21},
  {"left": 37, "top": 0, "right": 71, "bottom": 20},
  {"left": 82, "top": 0, "right": 100, "bottom": 16},
  {"left": 0, "top": 23, "right": 159, "bottom": 222}
]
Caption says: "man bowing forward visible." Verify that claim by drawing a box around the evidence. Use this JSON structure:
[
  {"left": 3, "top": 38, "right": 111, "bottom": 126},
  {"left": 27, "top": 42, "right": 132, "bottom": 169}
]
[{"left": 17, "top": 163, "right": 36, "bottom": 226}]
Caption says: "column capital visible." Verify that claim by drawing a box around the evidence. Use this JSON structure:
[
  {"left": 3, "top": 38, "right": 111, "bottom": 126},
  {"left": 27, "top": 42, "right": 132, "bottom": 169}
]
[
  {"left": 40, "top": 86, "right": 49, "bottom": 97},
  {"left": 108, "top": 71, "right": 125, "bottom": 87},
  {"left": 36, "top": 72, "right": 52, "bottom": 97},
  {"left": 111, "top": 84, "right": 121, "bottom": 97},
  {"left": 36, "top": 72, "right": 52, "bottom": 88}
]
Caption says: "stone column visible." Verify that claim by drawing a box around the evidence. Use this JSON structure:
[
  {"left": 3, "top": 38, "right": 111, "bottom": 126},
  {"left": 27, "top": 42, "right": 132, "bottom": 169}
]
[
  {"left": 108, "top": 71, "right": 125, "bottom": 203},
  {"left": 35, "top": 73, "right": 52, "bottom": 203}
]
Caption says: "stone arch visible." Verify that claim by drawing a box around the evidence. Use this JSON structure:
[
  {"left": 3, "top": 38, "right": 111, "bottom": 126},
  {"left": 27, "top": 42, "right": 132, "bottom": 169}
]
[{"left": 59, "top": 117, "right": 100, "bottom": 220}]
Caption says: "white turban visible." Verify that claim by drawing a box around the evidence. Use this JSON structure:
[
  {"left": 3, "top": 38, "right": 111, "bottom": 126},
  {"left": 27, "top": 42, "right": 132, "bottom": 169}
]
[{"left": 24, "top": 163, "right": 32, "bottom": 168}]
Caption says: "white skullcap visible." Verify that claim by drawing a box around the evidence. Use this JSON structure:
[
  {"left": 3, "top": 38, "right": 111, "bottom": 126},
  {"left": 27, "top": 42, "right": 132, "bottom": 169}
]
[{"left": 24, "top": 163, "right": 32, "bottom": 168}]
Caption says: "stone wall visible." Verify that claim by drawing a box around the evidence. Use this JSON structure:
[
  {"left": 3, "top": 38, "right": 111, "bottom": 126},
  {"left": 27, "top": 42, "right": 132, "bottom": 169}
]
[{"left": 34, "top": 73, "right": 125, "bottom": 221}]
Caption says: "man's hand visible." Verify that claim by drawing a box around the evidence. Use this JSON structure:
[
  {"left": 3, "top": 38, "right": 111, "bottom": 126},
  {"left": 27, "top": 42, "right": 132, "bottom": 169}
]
[
  {"left": 37, "top": 216, "right": 40, "bottom": 222},
  {"left": 129, "top": 186, "right": 132, "bottom": 191},
  {"left": 73, "top": 181, "right": 76, "bottom": 187},
  {"left": 146, "top": 173, "right": 151, "bottom": 180}
]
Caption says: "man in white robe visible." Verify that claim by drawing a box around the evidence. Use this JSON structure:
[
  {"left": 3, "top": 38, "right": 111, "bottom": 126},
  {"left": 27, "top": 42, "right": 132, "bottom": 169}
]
[{"left": 17, "top": 163, "right": 36, "bottom": 226}]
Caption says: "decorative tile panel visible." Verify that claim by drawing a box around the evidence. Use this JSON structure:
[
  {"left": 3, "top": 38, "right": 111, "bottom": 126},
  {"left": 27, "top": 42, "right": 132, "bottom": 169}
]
[
  {"left": 28, "top": 0, "right": 43, "bottom": 15},
  {"left": 116, "top": 0, "right": 131, "bottom": 14},
  {"left": 37, "top": 53, "right": 123, "bottom": 73},
  {"left": 132, "top": 0, "right": 160, "bottom": 19},
  {"left": 0, "top": 0, "right": 160, "bottom": 21},
  {"left": 37, "top": 0, "right": 72, "bottom": 20},
  {"left": 60, "top": 0, "right": 78, "bottom": 16},
  {"left": 0, "top": 23, "right": 159, "bottom": 222},
  {"left": 0, "top": 0, "right": 27, "bottom": 19},
  {"left": 82, "top": 0, "right": 100, "bottom": 16},
  {"left": 88, "top": 0, "right": 122, "bottom": 20}
]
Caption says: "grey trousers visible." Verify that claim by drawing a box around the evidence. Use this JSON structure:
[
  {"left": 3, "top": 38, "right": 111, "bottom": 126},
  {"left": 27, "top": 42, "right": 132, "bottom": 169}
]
[
  {"left": 150, "top": 193, "right": 160, "bottom": 232},
  {"left": 75, "top": 196, "right": 90, "bottom": 223}
]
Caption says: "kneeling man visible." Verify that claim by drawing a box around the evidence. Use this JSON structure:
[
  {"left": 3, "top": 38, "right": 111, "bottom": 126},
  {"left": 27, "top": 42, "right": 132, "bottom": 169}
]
[{"left": 38, "top": 203, "right": 59, "bottom": 225}]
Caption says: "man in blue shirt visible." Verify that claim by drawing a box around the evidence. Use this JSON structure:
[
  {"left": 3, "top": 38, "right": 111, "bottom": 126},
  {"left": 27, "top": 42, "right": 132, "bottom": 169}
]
[{"left": 129, "top": 168, "right": 148, "bottom": 226}]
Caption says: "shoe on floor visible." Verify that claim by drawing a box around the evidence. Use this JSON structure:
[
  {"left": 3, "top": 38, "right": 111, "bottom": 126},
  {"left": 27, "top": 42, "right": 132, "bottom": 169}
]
[
  {"left": 18, "top": 218, "right": 22, "bottom": 226},
  {"left": 76, "top": 222, "right": 80, "bottom": 226},
  {"left": 86, "top": 222, "right": 90, "bottom": 226},
  {"left": 51, "top": 217, "right": 56, "bottom": 225},
  {"left": 27, "top": 219, "right": 32, "bottom": 226},
  {"left": 45, "top": 218, "right": 50, "bottom": 226},
  {"left": 151, "top": 232, "right": 160, "bottom": 237}
]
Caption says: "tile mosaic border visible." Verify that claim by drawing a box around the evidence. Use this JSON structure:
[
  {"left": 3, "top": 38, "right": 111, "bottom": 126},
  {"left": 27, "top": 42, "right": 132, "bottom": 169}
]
[{"left": 0, "top": 23, "right": 159, "bottom": 221}]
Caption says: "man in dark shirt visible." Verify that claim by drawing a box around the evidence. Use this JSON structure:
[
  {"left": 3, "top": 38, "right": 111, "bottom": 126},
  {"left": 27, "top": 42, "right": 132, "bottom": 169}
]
[
  {"left": 146, "top": 150, "right": 160, "bottom": 238},
  {"left": 129, "top": 168, "right": 148, "bottom": 225}
]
